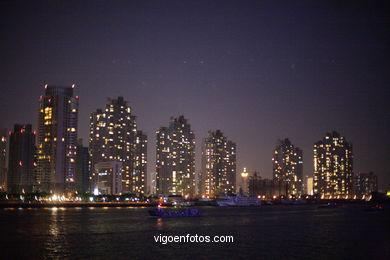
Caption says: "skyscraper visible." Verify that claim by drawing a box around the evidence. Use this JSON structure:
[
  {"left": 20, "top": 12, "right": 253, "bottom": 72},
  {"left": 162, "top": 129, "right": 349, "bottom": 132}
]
[
  {"left": 272, "top": 138, "right": 303, "bottom": 196},
  {"left": 201, "top": 130, "right": 236, "bottom": 198},
  {"left": 0, "top": 129, "right": 7, "bottom": 191},
  {"left": 8, "top": 124, "right": 36, "bottom": 193},
  {"left": 156, "top": 116, "right": 195, "bottom": 197},
  {"left": 36, "top": 85, "right": 78, "bottom": 193},
  {"left": 313, "top": 131, "right": 353, "bottom": 197},
  {"left": 75, "top": 139, "right": 90, "bottom": 194},
  {"left": 89, "top": 97, "right": 147, "bottom": 195}
]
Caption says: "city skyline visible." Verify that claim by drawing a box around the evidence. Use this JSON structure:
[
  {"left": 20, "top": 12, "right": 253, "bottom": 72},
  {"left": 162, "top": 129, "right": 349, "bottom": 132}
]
[
  {"left": 1, "top": 1, "right": 389, "bottom": 190},
  {"left": 1, "top": 2, "right": 389, "bottom": 260},
  {"left": 0, "top": 84, "right": 386, "bottom": 193}
]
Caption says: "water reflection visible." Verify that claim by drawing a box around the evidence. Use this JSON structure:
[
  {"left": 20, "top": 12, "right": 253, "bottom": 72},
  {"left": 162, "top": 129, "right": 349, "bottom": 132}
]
[
  {"left": 1, "top": 205, "right": 387, "bottom": 259},
  {"left": 156, "top": 217, "right": 163, "bottom": 230},
  {"left": 44, "top": 208, "right": 70, "bottom": 258}
]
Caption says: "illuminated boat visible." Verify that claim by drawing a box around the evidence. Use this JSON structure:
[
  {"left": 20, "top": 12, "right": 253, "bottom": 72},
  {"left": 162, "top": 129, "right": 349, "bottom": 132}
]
[{"left": 148, "top": 208, "right": 200, "bottom": 217}]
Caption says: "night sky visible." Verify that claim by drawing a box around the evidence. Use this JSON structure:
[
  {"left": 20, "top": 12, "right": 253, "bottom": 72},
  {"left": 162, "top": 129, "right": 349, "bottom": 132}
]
[{"left": 1, "top": 0, "right": 389, "bottom": 190}]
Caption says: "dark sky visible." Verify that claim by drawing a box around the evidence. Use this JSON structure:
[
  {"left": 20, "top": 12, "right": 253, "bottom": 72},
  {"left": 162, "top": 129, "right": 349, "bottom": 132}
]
[{"left": 1, "top": 0, "right": 389, "bottom": 190}]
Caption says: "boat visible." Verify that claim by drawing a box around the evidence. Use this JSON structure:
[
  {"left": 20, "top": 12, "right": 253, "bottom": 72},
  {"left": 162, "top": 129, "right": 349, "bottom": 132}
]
[
  {"left": 216, "top": 195, "right": 261, "bottom": 206},
  {"left": 365, "top": 204, "right": 384, "bottom": 212},
  {"left": 148, "top": 208, "right": 200, "bottom": 217}
]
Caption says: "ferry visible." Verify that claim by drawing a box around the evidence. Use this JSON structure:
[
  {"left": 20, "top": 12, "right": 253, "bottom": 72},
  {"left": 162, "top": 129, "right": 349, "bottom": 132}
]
[
  {"left": 148, "top": 207, "right": 201, "bottom": 217},
  {"left": 216, "top": 195, "right": 261, "bottom": 207}
]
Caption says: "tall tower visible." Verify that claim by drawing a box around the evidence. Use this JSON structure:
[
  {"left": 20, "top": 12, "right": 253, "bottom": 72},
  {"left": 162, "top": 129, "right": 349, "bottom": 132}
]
[
  {"left": 89, "top": 97, "right": 147, "bottom": 195},
  {"left": 156, "top": 116, "right": 195, "bottom": 197},
  {"left": 272, "top": 138, "right": 303, "bottom": 196},
  {"left": 36, "top": 85, "right": 78, "bottom": 194},
  {"left": 8, "top": 124, "right": 36, "bottom": 193},
  {"left": 313, "top": 131, "right": 353, "bottom": 197},
  {"left": 201, "top": 130, "right": 236, "bottom": 198},
  {"left": 0, "top": 129, "right": 7, "bottom": 191}
]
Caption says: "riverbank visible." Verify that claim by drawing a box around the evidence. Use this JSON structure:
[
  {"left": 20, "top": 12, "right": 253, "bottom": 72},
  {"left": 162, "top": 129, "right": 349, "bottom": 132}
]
[
  {"left": 0, "top": 201, "right": 159, "bottom": 208},
  {"left": 1, "top": 199, "right": 387, "bottom": 208}
]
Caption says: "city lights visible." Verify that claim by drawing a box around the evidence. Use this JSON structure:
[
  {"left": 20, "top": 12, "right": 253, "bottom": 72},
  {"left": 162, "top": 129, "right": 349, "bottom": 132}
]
[
  {"left": 89, "top": 97, "right": 147, "bottom": 195},
  {"left": 156, "top": 116, "right": 195, "bottom": 197},
  {"left": 202, "top": 130, "right": 236, "bottom": 198},
  {"left": 273, "top": 139, "right": 303, "bottom": 196},
  {"left": 314, "top": 132, "right": 353, "bottom": 197}
]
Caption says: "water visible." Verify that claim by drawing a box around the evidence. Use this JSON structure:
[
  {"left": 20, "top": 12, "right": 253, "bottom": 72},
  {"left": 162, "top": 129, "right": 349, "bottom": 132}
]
[{"left": 1, "top": 205, "right": 389, "bottom": 259}]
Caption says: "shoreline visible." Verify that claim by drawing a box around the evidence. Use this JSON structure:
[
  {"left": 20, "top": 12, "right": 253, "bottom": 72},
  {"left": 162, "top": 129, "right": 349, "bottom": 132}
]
[
  {"left": 0, "top": 199, "right": 385, "bottom": 209},
  {"left": 0, "top": 202, "right": 159, "bottom": 208}
]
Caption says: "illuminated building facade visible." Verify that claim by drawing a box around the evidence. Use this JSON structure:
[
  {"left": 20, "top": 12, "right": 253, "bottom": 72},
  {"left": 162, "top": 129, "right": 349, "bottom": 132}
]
[
  {"left": 149, "top": 171, "right": 157, "bottom": 195},
  {"left": 306, "top": 177, "right": 314, "bottom": 195},
  {"left": 313, "top": 131, "right": 353, "bottom": 197},
  {"left": 133, "top": 131, "right": 147, "bottom": 195},
  {"left": 89, "top": 97, "right": 147, "bottom": 195},
  {"left": 95, "top": 161, "right": 122, "bottom": 195},
  {"left": 201, "top": 130, "right": 236, "bottom": 197},
  {"left": 0, "top": 129, "right": 7, "bottom": 191},
  {"left": 156, "top": 116, "right": 195, "bottom": 197},
  {"left": 75, "top": 139, "right": 90, "bottom": 193},
  {"left": 8, "top": 124, "right": 36, "bottom": 193},
  {"left": 272, "top": 139, "right": 303, "bottom": 196},
  {"left": 36, "top": 85, "right": 78, "bottom": 193},
  {"left": 353, "top": 172, "right": 377, "bottom": 196}
]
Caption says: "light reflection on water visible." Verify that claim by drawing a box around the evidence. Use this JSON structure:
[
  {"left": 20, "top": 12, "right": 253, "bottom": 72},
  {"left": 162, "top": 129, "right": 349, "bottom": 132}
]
[
  {"left": 156, "top": 217, "right": 164, "bottom": 230},
  {"left": 45, "top": 208, "right": 70, "bottom": 259},
  {"left": 1, "top": 205, "right": 389, "bottom": 259}
]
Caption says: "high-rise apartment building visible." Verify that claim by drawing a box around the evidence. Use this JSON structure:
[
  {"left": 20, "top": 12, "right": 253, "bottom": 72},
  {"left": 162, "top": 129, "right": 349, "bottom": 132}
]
[
  {"left": 313, "top": 131, "right": 353, "bottom": 197},
  {"left": 272, "top": 138, "right": 303, "bottom": 196},
  {"left": 8, "top": 124, "right": 36, "bottom": 193},
  {"left": 201, "top": 130, "right": 236, "bottom": 197},
  {"left": 156, "top": 116, "right": 195, "bottom": 197},
  {"left": 89, "top": 97, "right": 147, "bottom": 195},
  {"left": 36, "top": 85, "right": 78, "bottom": 193}
]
